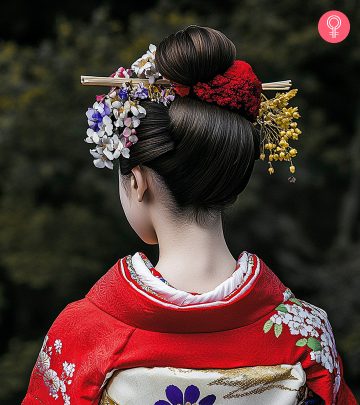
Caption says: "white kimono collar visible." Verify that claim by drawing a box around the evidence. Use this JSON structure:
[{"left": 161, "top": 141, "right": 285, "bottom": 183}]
[{"left": 130, "top": 251, "right": 258, "bottom": 307}]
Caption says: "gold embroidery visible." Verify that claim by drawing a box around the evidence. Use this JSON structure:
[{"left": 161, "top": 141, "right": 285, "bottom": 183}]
[
  {"left": 167, "top": 364, "right": 301, "bottom": 399},
  {"left": 210, "top": 365, "right": 299, "bottom": 398}
]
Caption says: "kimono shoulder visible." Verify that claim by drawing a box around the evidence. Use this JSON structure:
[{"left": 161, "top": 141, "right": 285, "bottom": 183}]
[
  {"left": 21, "top": 297, "right": 135, "bottom": 404},
  {"left": 259, "top": 289, "right": 357, "bottom": 405}
]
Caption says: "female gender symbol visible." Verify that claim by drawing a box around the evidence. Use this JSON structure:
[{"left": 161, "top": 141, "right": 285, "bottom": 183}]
[
  {"left": 327, "top": 15, "right": 341, "bottom": 38},
  {"left": 318, "top": 10, "right": 350, "bottom": 43}
]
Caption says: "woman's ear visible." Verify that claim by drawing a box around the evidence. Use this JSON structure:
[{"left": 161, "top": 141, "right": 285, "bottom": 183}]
[{"left": 130, "top": 165, "right": 148, "bottom": 202}]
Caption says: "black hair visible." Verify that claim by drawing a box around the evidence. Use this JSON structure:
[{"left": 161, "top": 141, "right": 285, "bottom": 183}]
[{"left": 119, "top": 25, "right": 260, "bottom": 225}]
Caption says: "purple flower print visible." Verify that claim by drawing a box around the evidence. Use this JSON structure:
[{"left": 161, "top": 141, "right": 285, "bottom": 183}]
[{"left": 154, "top": 384, "right": 216, "bottom": 405}]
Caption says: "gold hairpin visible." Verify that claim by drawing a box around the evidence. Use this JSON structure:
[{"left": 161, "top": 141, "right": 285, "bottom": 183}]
[{"left": 80, "top": 76, "right": 292, "bottom": 91}]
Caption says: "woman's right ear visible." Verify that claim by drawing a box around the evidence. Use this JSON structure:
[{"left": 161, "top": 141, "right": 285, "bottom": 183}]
[{"left": 130, "top": 166, "right": 148, "bottom": 203}]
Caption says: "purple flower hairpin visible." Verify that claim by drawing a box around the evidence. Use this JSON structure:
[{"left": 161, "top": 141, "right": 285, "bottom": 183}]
[{"left": 84, "top": 44, "right": 176, "bottom": 169}]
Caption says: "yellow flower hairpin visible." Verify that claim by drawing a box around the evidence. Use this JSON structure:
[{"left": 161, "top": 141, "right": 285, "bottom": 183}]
[{"left": 256, "top": 88, "right": 302, "bottom": 182}]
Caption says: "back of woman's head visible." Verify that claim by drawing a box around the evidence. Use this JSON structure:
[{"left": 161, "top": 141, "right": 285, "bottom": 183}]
[{"left": 119, "top": 25, "right": 260, "bottom": 223}]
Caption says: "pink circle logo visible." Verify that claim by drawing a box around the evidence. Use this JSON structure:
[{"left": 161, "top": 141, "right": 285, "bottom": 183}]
[{"left": 318, "top": 10, "right": 350, "bottom": 43}]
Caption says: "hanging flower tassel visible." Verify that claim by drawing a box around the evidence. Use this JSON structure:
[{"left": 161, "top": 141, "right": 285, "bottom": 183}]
[{"left": 256, "top": 89, "right": 302, "bottom": 182}]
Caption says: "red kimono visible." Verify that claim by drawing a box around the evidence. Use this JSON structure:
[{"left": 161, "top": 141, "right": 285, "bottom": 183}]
[{"left": 22, "top": 251, "right": 357, "bottom": 405}]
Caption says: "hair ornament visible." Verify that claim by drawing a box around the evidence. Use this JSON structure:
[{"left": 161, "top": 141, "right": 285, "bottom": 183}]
[
  {"left": 83, "top": 44, "right": 175, "bottom": 169},
  {"left": 256, "top": 89, "right": 301, "bottom": 182},
  {"left": 81, "top": 43, "right": 302, "bottom": 181}
]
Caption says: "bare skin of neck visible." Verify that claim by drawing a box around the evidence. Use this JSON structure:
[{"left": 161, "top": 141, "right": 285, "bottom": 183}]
[
  {"left": 120, "top": 166, "right": 238, "bottom": 294},
  {"left": 152, "top": 211, "right": 237, "bottom": 294}
]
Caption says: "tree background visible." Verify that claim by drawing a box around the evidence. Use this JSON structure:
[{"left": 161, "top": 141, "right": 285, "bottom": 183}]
[{"left": 0, "top": 0, "right": 359, "bottom": 402}]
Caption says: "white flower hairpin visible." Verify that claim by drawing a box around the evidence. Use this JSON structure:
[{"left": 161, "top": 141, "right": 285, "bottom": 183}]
[{"left": 83, "top": 44, "right": 175, "bottom": 169}]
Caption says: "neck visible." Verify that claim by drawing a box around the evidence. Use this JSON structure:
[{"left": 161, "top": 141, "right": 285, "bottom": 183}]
[{"left": 152, "top": 213, "right": 237, "bottom": 294}]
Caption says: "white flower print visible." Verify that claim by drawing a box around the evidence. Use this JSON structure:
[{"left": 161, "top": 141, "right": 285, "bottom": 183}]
[
  {"left": 288, "top": 319, "right": 313, "bottom": 336},
  {"left": 321, "top": 347, "right": 334, "bottom": 373},
  {"left": 334, "top": 371, "right": 341, "bottom": 398},
  {"left": 263, "top": 289, "right": 341, "bottom": 404},
  {"left": 283, "top": 288, "right": 294, "bottom": 302},
  {"left": 310, "top": 350, "right": 322, "bottom": 363},
  {"left": 54, "top": 339, "right": 62, "bottom": 354},
  {"left": 63, "top": 394, "right": 71, "bottom": 405},
  {"left": 305, "top": 313, "right": 322, "bottom": 330},
  {"left": 63, "top": 361, "right": 76, "bottom": 378},
  {"left": 286, "top": 303, "right": 308, "bottom": 320},
  {"left": 271, "top": 311, "right": 292, "bottom": 326},
  {"left": 37, "top": 350, "right": 51, "bottom": 373},
  {"left": 270, "top": 314, "right": 283, "bottom": 325},
  {"left": 43, "top": 369, "right": 61, "bottom": 398},
  {"left": 35, "top": 335, "right": 76, "bottom": 404},
  {"left": 60, "top": 380, "right": 67, "bottom": 393}
]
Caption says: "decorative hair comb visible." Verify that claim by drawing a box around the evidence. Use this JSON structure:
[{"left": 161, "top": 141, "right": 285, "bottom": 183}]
[{"left": 81, "top": 44, "right": 301, "bottom": 182}]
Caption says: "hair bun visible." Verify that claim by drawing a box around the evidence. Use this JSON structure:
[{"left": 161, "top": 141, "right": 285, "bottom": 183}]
[{"left": 155, "top": 25, "right": 236, "bottom": 86}]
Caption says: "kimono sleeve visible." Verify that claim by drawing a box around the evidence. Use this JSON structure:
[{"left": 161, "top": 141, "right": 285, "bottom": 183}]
[
  {"left": 305, "top": 352, "right": 357, "bottom": 405},
  {"left": 22, "top": 301, "right": 78, "bottom": 404},
  {"left": 301, "top": 306, "right": 358, "bottom": 405},
  {"left": 21, "top": 298, "right": 134, "bottom": 404}
]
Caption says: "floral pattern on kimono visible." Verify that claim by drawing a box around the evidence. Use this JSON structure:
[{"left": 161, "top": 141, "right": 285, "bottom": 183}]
[
  {"left": 263, "top": 288, "right": 341, "bottom": 405},
  {"left": 34, "top": 334, "right": 76, "bottom": 404}
]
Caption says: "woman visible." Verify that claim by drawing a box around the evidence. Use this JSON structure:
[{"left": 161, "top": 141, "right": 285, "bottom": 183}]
[{"left": 22, "top": 25, "right": 357, "bottom": 405}]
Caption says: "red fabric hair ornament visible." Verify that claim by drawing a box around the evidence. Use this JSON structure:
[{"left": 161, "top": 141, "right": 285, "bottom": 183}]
[{"left": 172, "top": 60, "right": 262, "bottom": 122}]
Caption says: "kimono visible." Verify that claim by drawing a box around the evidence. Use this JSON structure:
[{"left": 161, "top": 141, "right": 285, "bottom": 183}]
[{"left": 22, "top": 250, "right": 357, "bottom": 405}]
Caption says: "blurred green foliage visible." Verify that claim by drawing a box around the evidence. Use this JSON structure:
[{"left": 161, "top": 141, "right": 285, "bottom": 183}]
[{"left": 0, "top": 0, "right": 359, "bottom": 402}]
